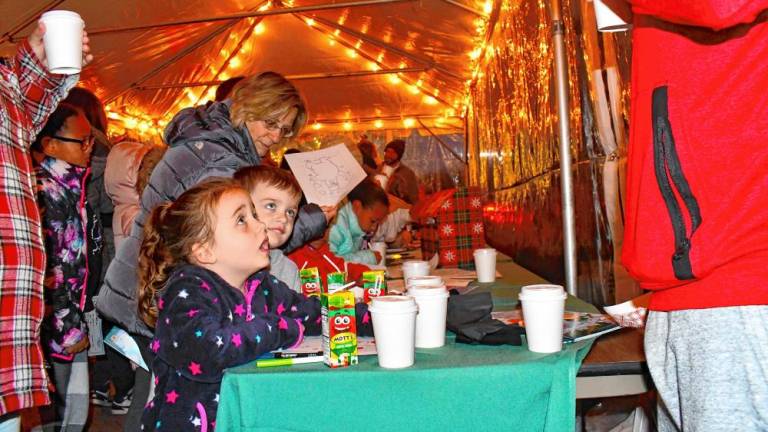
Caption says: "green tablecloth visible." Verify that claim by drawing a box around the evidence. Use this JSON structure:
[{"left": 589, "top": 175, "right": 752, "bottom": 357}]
[{"left": 217, "top": 281, "right": 596, "bottom": 432}]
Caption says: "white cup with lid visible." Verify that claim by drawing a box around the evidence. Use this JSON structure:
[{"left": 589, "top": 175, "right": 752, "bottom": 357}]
[
  {"left": 40, "top": 10, "right": 85, "bottom": 75},
  {"left": 407, "top": 284, "right": 450, "bottom": 348},
  {"left": 401, "top": 260, "right": 430, "bottom": 282},
  {"left": 473, "top": 248, "right": 497, "bottom": 283},
  {"left": 369, "top": 296, "right": 418, "bottom": 368},
  {"left": 406, "top": 275, "right": 444, "bottom": 289},
  {"left": 519, "top": 284, "right": 567, "bottom": 353}
]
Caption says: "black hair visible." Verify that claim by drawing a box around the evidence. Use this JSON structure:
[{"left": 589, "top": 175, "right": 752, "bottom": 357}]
[
  {"left": 215, "top": 76, "right": 246, "bottom": 102},
  {"left": 279, "top": 148, "right": 301, "bottom": 171},
  {"left": 348, "top": 179, "right": 389, "bottom": 209},
  {"left": 64, "top": 87, "right": 107, "bottom": 133},
  {"left": 32, "top": 103, "right": 82, "bottom": 152}
]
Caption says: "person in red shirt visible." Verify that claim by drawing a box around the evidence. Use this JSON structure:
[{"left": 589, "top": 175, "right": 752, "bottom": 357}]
[
  {"left": 288, "top": 231, "right": 371, "bottom": 290},
  {"left": 622, "top": 1, "right": 768, "bottom": 430},
  {"left": 0, "top": 21, "right": 91, "bottom": 429}
]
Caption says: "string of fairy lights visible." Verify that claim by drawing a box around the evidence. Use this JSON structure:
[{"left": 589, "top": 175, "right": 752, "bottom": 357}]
[{"left": 103, "top": 0, "right": 494, "bottom": 140}]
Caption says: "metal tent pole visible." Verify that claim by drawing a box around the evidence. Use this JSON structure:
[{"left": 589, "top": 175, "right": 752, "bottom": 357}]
[{"left": 550, "top": 0, "right": 578, "bottom": 296}]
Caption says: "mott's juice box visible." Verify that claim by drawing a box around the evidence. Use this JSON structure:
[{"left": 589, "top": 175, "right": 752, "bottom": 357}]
[
  {"left": 362, "top": 270, "right": 387, "bottom": 303},
  {"left": 321, "top": 273, "right": 358, "bottom": 368},
  {"left": 299, "top": 267, "right": 322, "bottom": 297}
]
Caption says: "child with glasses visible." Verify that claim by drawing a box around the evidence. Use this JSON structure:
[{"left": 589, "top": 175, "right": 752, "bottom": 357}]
[{"left": 32, "top": 103, "right": 103, "bottom": 431}]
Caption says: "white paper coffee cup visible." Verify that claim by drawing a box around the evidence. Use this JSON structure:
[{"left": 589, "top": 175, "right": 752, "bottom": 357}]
[
  {"left": 402, "top": 260, "right": 430, "bottom": 282},
  {"left": 407, "top": 284, "right": 449, "bottom": 348},
  {"left": 473, "top": 248, "right": 497, "bottom": 283},
  {"left": 594, "top": 0, "right": 631, "bottom": 32},
  {"left": 370, "top": 241, "right": 387, "bottom": 266},
  {"left": 406, "top": 275, "right": 444, "bottom": 289},
  {"left": 369, "top": 296, "right": 418, "bottom": 368},
  {"left": 40, "top": 10, "right": 84, "bottom": 75},
  {"left": 519, "top": 284, "right": 567, "bottom": 353}
]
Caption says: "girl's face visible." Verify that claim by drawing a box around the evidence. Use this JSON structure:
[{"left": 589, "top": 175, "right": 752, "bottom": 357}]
[
  {"left": 199, "top": 189, "right": 270, "bottom": 288},
  {"left": 245, "top": 108, "right": 298, "bottom": 157},
  {"left": 352, "top": 200, "right": 389, "bottom": 235},
  {"left": 42, "top": 112, "right": 93, "bottom": 167}
]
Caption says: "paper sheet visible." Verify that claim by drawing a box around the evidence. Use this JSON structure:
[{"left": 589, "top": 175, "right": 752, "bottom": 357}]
[
  {"left": 104, "top": 327, "right": 148, "bottom": 371},
  {"left": 284, "top": 144, "right": 367, "bottom": 206}
]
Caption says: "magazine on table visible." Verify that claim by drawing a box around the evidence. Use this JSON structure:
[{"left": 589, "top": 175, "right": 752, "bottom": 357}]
[{"left": 491, "top": 310, "right": 621, "bottom": 343}]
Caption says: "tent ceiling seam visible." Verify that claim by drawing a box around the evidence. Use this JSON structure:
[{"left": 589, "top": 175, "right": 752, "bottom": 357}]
[{"left": 291, "top": 12, "right": 456, "bottom": 110}]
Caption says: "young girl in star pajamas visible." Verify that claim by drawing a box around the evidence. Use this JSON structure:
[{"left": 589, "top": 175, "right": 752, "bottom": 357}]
[{"left": 136, "top": 178, "right": 366, "bottom": 431}]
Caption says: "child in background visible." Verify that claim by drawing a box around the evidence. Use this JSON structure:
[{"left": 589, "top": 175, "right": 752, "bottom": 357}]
[
  {"left": 100, "top": 141, "right": 166, "bottom": 422},
  {"left": 288, "top": 230, "right": 371, "bottom": 287},
  {"left": 137, "top": 178, "right": 325, "bottom": 431},
  {"left": 329, "top": 179, "right": 390, "bottom": 265},
  {"left": 234, "top": 165, "right": 303, "bottom": 292},
  {"left": 34, "top": 103, "right": 103, "bottom": 431}
]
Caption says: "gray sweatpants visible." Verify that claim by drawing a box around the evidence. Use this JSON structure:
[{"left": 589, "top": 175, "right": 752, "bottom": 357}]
[{"left": 645, "top": 306, "right": 768, "bottom": 431}]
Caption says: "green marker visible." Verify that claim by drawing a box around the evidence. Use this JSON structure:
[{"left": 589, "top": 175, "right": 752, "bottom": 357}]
[{"left": 255, "top": 356, "right": 324, "bottom": 368}]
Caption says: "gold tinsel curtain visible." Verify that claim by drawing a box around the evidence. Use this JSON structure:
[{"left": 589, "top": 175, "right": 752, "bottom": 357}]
[{"left": 467, "top": 0, "right": 635, "bottom": 306}]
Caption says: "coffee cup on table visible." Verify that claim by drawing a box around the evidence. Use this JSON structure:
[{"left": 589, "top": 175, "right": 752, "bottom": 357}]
[
  {"left": 407, "top": 283, "right": 449, "bottom": 348},
  {"left": 518, "top": 284, "right": 567, "bottom": 353},
  {"left": 401, "top": 260, "right": 430, "bottom": 282},
  {"left": 473, "top": 248, "right": 497, "bottom": 283},
  {"left": 369, "top": 296, "right": 418, "bottom": 368},
  {"left": 370, "top": 241, "right": 387, "bottom": 266},
  {"left": 406, "top": 275, "right": 444, "bottom": 289},
  {"left": 40, "top": 10, "right": 84, "bottom": 75}
]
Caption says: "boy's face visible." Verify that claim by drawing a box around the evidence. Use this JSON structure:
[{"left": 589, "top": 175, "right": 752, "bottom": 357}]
[
  {"left": 352, "top": 200, "right": 389, "bottom": 235},
  {"left": 250, "top": 184, "right": 301, "bottom": 248}
]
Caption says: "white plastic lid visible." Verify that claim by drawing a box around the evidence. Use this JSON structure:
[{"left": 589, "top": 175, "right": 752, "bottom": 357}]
[
  {"left": 518, "top": 284, "right": 567, "bottom": 301},
  {"left": 473, "top": 248, "right": 497, "bottom": 256},
  {"left": 41, "top": 10, "right": 84, "bottom": 23},
  {"left": 402, "top": 260, "right": 429, "bottom": 269},
  {"left": 407, "top": 284, "right": 449, "bottom": 298},
  {"left": 406, "top": 275, "right": 444, "bottom": 288},
  {"left": 369, "top": 295, "right": 418, "bottom": 314}
]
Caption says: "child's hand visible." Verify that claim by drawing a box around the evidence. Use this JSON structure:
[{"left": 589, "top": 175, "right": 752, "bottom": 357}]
[
  {"left": 320, "top": 205, "right": 338, "bottom": 223},
  {"left": 65, "top": 337, "right": 90, "bottom": 354}
]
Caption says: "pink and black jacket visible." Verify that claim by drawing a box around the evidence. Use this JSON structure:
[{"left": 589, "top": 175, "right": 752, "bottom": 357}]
[{"left": 36, "top": 156, "right": 103, "bottom": 360}]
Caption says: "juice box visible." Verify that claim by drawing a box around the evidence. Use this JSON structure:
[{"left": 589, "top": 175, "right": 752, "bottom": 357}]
[
  {"left": 326, "top": 271, "right": 346, "bottom": 292},
  {"left": 362, "top": 270, "right": 387, "bottom": 303},
  {"left": 321, "top": 273, "right": 358, "bottom": 368},
  {"left": 299, "top": 267, "right": 322, "bottom": 297}
]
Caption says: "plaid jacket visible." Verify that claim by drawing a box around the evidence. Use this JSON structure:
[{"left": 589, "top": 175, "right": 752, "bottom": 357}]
[{"left": 0, "top": 41, "right": 76, "bottom": 415}]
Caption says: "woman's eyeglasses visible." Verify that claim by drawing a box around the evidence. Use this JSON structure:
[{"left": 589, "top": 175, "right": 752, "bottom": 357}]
[
  {"left": 52, "top": 135, "right": 94, "bottom": 146},
  {"left": 263, "top": 118, "right": 294, "bottom": 138}
]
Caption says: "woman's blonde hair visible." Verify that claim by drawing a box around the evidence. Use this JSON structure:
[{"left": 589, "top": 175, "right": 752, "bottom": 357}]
[
  {"left": 229, "top": 72, "right": 307, "bottom": 137},
  {"left": 137, "top": 178, "right": 246, "bottom": 327}
]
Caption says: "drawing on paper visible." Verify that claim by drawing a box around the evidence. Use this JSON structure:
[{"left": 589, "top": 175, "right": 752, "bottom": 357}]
[
  {"left": 304, "top": 157, "right": 352, "bottom": 198},
  {"left": 284, "top": 144, "right": 367, "bottom": 206}
]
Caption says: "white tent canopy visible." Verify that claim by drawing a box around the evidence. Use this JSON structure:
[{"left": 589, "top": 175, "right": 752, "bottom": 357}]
[{"left": 1, "top": 0, "right": 487, "bottom": 133}]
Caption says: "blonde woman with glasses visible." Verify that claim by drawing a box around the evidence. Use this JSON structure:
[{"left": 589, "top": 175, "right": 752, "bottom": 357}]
[{"left": 95, "top": 72, "right": 334, "bottom": 431}]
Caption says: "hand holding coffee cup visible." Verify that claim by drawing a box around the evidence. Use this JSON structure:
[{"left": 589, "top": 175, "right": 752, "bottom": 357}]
[{"left": 32, "top": 11, "right": 91, "bottom": 74}]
